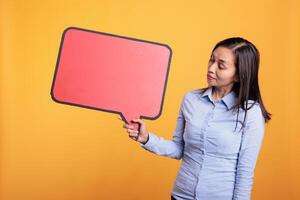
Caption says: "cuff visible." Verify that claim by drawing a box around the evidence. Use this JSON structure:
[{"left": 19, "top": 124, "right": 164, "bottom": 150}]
[{"left": 139, "top": 132, "right": 157, "bottom": 149}]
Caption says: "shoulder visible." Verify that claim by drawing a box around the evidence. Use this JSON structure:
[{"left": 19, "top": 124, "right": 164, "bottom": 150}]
[
  {"left": 183, "top": 88, "right": 205, "bottom": 101},
  {"left": 178, "top": 88, "right": 206, "bottom": 112},
  {"left": 179, "top": 89, "right": 200, "bottom": 107},
  {"left": 244, "top": 101, "right": 265, "bottom": 128},
  {"left": 245, "top": 101, "right": 262, "bottom": 117}
]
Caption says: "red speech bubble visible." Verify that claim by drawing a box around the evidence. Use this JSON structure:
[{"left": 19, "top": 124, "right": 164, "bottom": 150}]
[{"left": 51, "top": 27, "right": 172, "bottom": 132}]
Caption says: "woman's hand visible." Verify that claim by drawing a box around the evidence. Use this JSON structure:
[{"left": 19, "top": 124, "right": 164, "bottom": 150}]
[{"left": 118, "top": 116, "right": 149, "bottom": 144}]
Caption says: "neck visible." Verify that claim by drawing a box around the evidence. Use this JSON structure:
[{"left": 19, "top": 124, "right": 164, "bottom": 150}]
[{"left": 212, "top": 85, "right": 233, "bottom": 101}]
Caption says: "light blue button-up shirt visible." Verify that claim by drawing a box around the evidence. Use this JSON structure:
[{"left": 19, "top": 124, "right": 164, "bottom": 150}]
[{"left": 140, "top": 86, "right": 265, "bottom": 200}]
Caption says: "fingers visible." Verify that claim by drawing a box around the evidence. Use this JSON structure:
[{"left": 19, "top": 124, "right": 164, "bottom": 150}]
[
  {"left": 127, "top": 129, "right": 139, "bottom": 136},
  {"left": 131, "top": 118, "right": 145, "bottom": 125},
  {"left": 129, "top": 135, "right": 138, "bottom": 141},
  {"left": 117, "top": 116, "right": 142, "bottom": 141},
  {"left": 118, "top": 116, "right": 144, "bottom": 125},
  {"left": 123, "top": 124, "right": 134, "bottom": 129},
  {"left": 128, "top": 129, "right": 139, "bottom": 141},
  {"left": 118, "top": 116, "right": 132, "bottom": 128}
]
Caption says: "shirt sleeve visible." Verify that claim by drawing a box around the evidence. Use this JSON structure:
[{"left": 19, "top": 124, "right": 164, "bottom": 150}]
[
  {"left": 139, "top": 94, "right": 186, "bottom": 160},
  {"left": 233, "top": 104, "right": 266, "bottom": 200}
]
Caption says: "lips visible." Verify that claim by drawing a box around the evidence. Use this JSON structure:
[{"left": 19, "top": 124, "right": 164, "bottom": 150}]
[{"left": 207, "top": 74, "right": 216, "bottom": 80}]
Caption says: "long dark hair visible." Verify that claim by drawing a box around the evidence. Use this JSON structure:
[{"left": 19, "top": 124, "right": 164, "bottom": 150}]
[{"left": 201, "top": 37, "right": 271, "bottom": 132}]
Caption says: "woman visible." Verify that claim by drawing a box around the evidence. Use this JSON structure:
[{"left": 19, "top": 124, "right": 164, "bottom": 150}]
[{"left": 120, "top": 37, "right": 271, "bottom": 200}]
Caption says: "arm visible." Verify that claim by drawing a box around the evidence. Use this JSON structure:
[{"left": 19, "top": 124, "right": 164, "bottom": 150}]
[
  {"left": 233, "top": 104, "right": 266, "bottom": 200},
  {"left": 139, "top": 95, "right": 186, "bottom": 160}
]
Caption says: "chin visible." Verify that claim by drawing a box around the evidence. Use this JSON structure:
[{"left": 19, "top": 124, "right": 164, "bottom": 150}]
[{"left": 207, "top": 82, "right": 215, "bottom": 87}]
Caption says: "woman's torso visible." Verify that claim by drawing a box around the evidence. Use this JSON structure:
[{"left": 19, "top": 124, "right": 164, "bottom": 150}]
[{"left": 171, "top": 87, "right": 249, "bottom": 200}]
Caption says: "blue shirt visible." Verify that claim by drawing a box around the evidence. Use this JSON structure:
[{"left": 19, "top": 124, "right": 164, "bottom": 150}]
[{"left": 140, "top": 86, "right": 265, "bottom": 200}]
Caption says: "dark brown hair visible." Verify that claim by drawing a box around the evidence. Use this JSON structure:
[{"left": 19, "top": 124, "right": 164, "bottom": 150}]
[{"left": 201, "top": 37, "right": 271, "bottom": 132}]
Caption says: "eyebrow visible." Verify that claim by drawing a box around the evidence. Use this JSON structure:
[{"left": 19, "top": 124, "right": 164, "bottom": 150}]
[
  {"left": 211, "top": 55, "right": 228, "bottom": 65},
  {"left": 219, "top": 59, "right": 227, "bottom": 64}
]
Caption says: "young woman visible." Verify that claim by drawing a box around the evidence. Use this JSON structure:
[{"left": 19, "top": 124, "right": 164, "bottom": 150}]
[{"left": 120, "top": 37, "right": 271, "bottom": 200}]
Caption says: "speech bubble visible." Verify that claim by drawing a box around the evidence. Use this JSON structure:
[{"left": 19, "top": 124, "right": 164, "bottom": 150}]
[{"left": 51, "top": 27, "right": 172, "bottom": 132}]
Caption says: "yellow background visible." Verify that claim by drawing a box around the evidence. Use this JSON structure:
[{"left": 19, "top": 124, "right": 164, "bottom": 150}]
[{"left": 1, "top": 0, "right": 299, "bottom": 199}]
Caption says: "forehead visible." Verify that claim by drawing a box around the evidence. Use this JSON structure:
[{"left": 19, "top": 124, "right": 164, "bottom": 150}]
[{"left": 212, "top": 46, "right": 235, "bottom": 64}]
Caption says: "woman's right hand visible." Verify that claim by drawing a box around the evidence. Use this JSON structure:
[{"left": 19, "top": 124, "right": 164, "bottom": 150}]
[{"left": 118, "top": 116, "right": 149, "bottom": 144}]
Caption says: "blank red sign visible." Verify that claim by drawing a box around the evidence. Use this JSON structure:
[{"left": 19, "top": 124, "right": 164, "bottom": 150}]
[{"left": 51, "top": 27, "right": 172, "bottom": 131}]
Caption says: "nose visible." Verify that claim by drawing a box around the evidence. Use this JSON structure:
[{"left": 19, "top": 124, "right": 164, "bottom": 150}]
[{"left": 208, "top": 60, "right": 217, "bottom": 73}]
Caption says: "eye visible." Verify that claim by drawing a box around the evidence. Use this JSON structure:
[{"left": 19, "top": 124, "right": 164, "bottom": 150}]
[{"left": 218, "top": 63, "right": 226, "bottom": 70}]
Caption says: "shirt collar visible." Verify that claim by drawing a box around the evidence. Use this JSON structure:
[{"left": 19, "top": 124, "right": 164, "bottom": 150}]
[{"left": 201, "top": 86, "right": 237, "bottom": 110}]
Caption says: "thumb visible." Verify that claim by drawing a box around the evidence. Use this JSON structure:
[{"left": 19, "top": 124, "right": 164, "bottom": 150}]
[{"left": 131, "top": 118, "right": 144, "bottom": 125}]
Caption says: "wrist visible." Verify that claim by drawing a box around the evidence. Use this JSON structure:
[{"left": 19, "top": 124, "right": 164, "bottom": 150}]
[{"left": 141, "top": 134, "right": 149, "bottom": 145}]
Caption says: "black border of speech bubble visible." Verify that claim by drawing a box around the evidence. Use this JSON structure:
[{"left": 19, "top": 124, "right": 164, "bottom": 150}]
[{"left": 50, "top": 26, "right": 172, "bottom": 124}]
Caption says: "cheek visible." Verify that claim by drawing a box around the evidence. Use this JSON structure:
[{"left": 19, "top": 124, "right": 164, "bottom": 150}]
[{"left": 216, "top": 71, "right": 235, "bottom": 82}]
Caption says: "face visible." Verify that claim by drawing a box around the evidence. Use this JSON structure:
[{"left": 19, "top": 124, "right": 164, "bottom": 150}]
[{"left": 207, "top": 46, "right": 238, "bottom": 90}]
